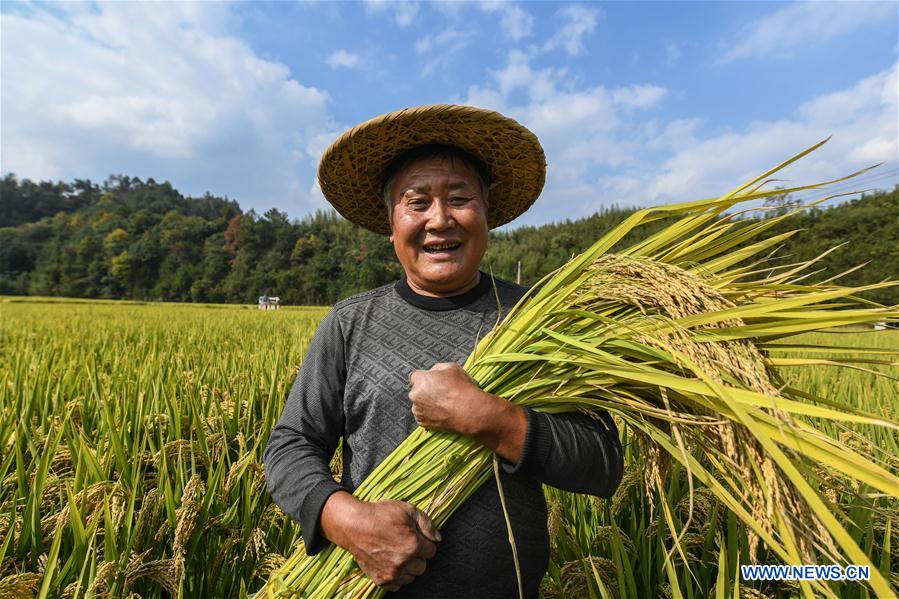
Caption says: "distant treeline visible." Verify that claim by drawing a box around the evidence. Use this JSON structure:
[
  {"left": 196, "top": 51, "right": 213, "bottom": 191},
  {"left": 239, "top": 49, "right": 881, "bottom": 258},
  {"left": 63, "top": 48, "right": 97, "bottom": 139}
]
[{"left": 1, "top": 173, "right": 896, "bottom": 306}]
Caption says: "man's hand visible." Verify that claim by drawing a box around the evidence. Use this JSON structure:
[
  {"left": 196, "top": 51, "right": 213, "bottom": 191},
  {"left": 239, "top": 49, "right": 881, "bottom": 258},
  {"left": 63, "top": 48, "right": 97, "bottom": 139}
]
[
  {"left": 408, "top": 363, "right": 482, "bottom": 435},
  {"left": 408, "top": 362, "right": 527, "bottom": 463},
  {"left": 320, "top": 492, "right": 440, "bottom": 591}
]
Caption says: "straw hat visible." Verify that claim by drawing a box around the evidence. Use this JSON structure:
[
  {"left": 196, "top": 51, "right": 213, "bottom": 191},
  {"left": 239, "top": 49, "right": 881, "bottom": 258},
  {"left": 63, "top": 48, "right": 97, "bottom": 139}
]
[{"left": 317, "top": 104, "right": 546, "bottom": 235}]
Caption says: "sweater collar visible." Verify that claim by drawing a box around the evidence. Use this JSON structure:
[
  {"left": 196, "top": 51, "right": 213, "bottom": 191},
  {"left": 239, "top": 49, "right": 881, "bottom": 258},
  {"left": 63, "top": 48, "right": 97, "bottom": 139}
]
[{"left": 395, "top": 272, "right": 492, "bottom": 311}]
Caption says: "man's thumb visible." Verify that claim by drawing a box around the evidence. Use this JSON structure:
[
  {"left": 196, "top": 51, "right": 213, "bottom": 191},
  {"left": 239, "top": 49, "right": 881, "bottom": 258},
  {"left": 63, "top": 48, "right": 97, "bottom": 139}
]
[{"left": 411, "top": 508, "right": 442, "bottom": 543}]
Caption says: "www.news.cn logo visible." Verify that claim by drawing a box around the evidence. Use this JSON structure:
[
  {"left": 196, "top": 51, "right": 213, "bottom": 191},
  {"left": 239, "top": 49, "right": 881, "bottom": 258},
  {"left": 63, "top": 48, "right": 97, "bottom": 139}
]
[{"left": 741, "top": 564, "right": 870, "bottom": 581}]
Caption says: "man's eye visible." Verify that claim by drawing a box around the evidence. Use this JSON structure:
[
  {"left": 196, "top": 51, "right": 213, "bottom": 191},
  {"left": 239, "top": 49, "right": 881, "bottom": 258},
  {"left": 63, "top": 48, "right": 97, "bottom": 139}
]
[{"left": 450, "top": 196, "right": 472, "bottom": 205}]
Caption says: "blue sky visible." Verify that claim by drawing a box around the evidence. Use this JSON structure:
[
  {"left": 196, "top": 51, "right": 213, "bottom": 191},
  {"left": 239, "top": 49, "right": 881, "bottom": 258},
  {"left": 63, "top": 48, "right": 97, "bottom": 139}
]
[{"left": 2, "top": 1, "right": 897, "bottom": 228}]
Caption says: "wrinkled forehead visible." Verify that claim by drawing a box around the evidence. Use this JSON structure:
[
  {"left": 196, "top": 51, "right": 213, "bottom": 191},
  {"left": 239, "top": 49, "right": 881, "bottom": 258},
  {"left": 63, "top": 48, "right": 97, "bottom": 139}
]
[
  {"left": 391, "top": 155, "right": 483, "bottom": 193},
  {"left": 381, "top": 144, "right": 491, "bottom": 192}
]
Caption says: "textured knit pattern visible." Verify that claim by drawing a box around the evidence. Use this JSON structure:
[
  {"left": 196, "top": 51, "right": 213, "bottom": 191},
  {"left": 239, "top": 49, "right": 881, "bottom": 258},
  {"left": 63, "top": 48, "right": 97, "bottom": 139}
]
[{"left": 264, "top": 274, "right": 623, "bottom": 598}]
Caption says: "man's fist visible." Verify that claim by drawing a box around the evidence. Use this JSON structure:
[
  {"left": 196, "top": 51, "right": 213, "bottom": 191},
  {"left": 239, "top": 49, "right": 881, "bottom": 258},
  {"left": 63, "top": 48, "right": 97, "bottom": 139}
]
[
  {"left": 408, "top": 362, "right": 483, "bottom": 436},
  {"left": 408, "top": 363, "right": 528, "bottom": 464},
  {"left": 321, "top": 493, "right": 440, "bottom": 591}
]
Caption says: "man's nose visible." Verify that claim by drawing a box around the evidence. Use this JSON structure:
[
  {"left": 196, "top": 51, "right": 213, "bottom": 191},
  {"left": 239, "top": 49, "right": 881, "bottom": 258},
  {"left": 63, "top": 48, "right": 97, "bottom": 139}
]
[{"left": 425, "top": 199, "right": 453, "bottom": 230}]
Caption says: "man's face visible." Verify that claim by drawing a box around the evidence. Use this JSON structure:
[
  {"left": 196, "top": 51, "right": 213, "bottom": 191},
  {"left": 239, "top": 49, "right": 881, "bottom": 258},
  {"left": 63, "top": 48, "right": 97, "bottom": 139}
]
[{"left": 388, "top": 154, "right": 488, "bottom": 297}]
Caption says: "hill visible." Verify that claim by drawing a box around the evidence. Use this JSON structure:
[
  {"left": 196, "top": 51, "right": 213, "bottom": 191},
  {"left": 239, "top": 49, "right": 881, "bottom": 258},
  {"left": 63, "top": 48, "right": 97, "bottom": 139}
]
[{"left": 1, "top": 173, "right": 896, "bottom": 306}]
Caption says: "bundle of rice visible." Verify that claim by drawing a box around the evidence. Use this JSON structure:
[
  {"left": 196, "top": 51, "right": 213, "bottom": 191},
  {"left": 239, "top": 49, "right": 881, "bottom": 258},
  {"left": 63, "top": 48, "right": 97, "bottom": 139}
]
[{"left": 262, "top": 141, "right": 899, "bottom": 598}]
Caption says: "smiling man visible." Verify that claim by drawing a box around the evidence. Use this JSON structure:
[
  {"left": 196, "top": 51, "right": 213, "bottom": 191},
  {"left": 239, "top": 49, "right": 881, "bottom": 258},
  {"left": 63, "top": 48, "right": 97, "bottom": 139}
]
[
  {"left": 264, "top": 105, "right": 623, "bottom": 598},
  {"left": 383, "top": 145, "right": 489, "bottom": 297}
]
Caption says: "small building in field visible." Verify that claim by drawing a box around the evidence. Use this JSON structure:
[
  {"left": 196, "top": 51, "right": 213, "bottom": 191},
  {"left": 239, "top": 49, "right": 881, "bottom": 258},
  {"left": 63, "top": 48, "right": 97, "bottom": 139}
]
[{"left": 258, "top": 295, "right": 281, "bottom": 310}]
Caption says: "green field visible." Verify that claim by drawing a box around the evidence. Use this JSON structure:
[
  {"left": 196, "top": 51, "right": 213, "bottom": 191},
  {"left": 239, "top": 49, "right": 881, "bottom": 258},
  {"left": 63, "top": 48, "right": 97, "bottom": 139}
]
[{"left": 1, "top": 299, "right": 896, "bottom": 598}]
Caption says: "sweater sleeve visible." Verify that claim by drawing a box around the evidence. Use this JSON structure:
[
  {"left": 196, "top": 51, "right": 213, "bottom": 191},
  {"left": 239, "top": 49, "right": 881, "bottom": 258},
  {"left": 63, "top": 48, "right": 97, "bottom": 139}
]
[
  {"left": 503, "top": 408, "right": 623, "bottom": 498},
  {"left": 263, "top": 309, "right": 346, "bottom": 555}
]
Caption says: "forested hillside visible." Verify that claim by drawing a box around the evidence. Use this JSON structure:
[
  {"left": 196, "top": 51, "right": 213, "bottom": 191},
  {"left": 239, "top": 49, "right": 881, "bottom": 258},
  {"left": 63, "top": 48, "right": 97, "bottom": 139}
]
[{"left": 1, "top": 173, "right": 896, "bottom": 306}]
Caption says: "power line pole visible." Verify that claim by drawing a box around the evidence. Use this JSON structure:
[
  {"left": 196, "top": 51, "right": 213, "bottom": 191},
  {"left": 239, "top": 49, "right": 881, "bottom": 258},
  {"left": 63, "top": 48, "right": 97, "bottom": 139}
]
[{"left": 517, "top": 260, "right": 521, "bottom": 285}]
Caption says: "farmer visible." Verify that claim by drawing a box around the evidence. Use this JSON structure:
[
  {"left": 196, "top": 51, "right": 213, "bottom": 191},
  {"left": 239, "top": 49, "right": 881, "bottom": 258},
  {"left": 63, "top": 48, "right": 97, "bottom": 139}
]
[{"left": 264, "top": 104, "right": 623, "bottom": 597}]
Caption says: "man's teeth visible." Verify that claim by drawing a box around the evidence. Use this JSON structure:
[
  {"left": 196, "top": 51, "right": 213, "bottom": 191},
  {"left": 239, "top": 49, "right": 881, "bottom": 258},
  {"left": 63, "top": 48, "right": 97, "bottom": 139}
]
[{"left": 424, "top": 243, "right": 461, "bottom": 251}]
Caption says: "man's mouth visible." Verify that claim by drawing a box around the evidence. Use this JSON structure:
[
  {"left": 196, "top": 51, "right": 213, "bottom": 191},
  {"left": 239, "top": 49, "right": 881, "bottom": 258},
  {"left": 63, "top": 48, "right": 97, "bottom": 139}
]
[{"left": 422, "top": 242, "right": 462, "bottom": 254}]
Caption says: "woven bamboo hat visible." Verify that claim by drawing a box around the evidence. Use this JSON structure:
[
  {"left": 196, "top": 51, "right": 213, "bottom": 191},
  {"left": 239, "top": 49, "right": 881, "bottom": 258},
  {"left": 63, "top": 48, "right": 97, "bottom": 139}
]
[{"left": 317, "top": 104, "right": 546, "bottom": 235}]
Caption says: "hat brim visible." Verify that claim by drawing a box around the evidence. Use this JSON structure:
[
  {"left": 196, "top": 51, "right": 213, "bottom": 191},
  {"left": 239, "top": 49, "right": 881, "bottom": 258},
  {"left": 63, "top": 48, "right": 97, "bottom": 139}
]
[{"left": 317, "top": 104, "right": 546, "bottom": 235}]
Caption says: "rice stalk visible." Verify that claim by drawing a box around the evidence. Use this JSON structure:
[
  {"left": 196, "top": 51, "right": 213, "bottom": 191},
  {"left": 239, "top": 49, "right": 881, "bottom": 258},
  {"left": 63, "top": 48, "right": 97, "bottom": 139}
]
[{"left": 263, "top": 141, "right": 899, "bottom": 597}]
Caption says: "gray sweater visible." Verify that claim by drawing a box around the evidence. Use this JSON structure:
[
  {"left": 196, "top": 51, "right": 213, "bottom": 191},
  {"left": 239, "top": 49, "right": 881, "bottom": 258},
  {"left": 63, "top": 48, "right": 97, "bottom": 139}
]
[{"left": 264, "top": 273, "right": 623, "bottom": 598}]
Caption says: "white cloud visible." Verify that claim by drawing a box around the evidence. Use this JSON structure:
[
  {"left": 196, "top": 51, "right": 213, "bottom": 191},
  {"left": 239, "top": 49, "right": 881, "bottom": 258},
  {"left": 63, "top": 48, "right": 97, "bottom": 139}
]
[
  {"left": 394, "top": 2, "right": 419, "bottom": 27},
  {"left": 612, "top": 85, "right": 668, "bottom": 111},
  {"left": 326, "top": 49, "right": 361, "bottom": 69},
  {"left": 415, "top": 29, "right": 469, "bottom": 54},
  {"left": 468, "top": 50, "right": 668, "bottom": 148},
  {"left": 643, "top": 118, "right": 705, "bottom": 152},
  {"left": 716, "top": 2, "right": 895, "bottom": 64},
  {"left": 362, "top": 0, "right": 390, "bottom": 15},
  {"left": 486, "top": 50, "right": 553, "bottom": 98},
  {"left": 480, "top": 2, "right": 534, "bottom": 41},
  {"left": 462, "top": 51, "right": 896, "bottom": 225},
  {"left": 462, "top": 51, "right": 667, "bottom": 223},
  {"left": 544, "top": 5, "right": 601, "bottom": 57},
  {"left": 415, "top": 29, "right": 476, "bottom": 76},
  {"left": 640, "top": 63, "right": 898, "bottom": 206},
  {"left": 0, "top": 3, "right": 337, "bottom": 214},
  {"left": 364, "top": 0, "right": 419, "bottom": 27},
  {"left": 596, "top": 174, "right": 642, "bottom": 199}
]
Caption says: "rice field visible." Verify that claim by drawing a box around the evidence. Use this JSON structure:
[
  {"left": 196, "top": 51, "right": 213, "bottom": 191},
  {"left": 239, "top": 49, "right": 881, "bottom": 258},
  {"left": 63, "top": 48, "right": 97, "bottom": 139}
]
[{"left": 1, "top": 298, "right": 896, "bottom": 598}]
